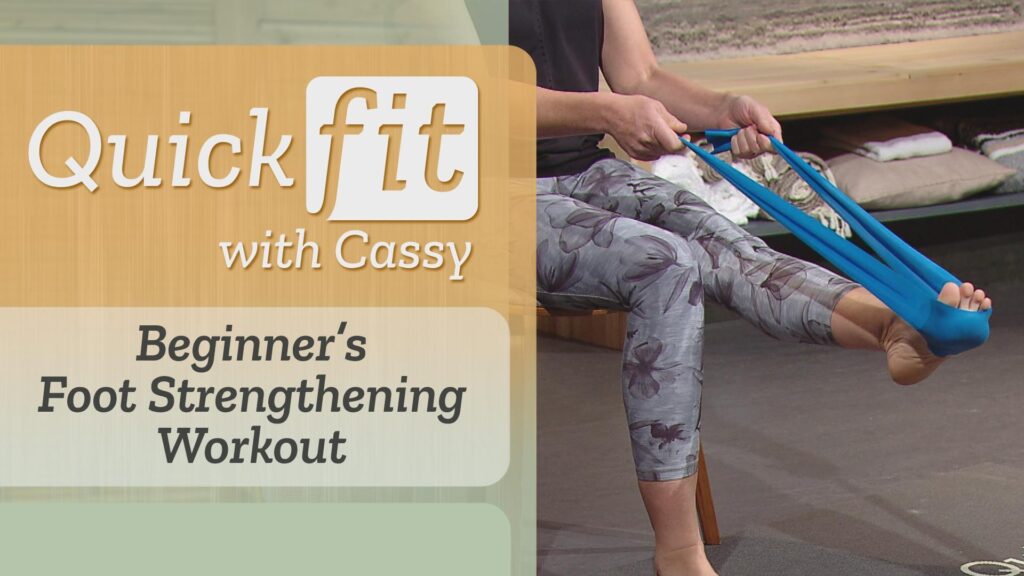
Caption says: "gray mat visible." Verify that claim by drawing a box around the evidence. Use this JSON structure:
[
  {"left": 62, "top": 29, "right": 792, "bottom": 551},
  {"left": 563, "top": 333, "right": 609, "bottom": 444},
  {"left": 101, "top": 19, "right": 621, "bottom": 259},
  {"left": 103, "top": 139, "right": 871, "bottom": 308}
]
[{"left": 538, "top": 279, "right": 1024, "bottom": 575}]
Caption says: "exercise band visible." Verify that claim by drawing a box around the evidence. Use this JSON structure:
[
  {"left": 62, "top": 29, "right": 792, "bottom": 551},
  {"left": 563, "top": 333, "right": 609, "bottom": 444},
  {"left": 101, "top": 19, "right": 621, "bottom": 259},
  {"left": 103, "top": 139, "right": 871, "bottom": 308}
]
[{"left": 680, "top": 128, "right": 991, "bottom": 356}]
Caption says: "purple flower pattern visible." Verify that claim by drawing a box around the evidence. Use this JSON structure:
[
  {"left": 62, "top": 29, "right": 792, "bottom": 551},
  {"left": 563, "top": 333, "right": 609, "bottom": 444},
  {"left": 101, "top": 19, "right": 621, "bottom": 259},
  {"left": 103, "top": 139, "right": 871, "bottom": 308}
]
[{"left": 537, "top": 158, "right": 859, "bottom": 481}]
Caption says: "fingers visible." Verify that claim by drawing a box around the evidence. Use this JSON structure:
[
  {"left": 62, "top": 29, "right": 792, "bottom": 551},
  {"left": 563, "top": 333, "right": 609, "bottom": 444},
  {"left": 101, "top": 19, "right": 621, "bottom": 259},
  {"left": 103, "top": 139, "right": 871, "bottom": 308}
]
[
  {"left": 734, "top": 94, "right": 782, "bottom": 139},
  {"left": 755, "top": 132, "right": 772, "bottom": 151},
  {"left": 634, "top": 106, "right": 686, "bottom": 160},
  {"left": 653, "top": 111, "right": 686, "bottom": 155},
  {"left": 744, "top": 127, "right": 761, "bottom": 155},
  {"left": 609, "top": 95, "right": 691, "bottom": 160},
  {"left": 731, "top": 126, "right": 766, "bottom": 159},
  {"left": 730, "top": 128, "right": 748, "bottom": 157},
  {"left": 733, "top": 126, "right": 778, "bottom": 159},
  {"left": 730, "top": 135, "right": 743, "bottom": 158},
  {"left": 627, "top": 135, "right": 669, "bottom": 162},
  {"left": 727, "top": 94, "right": 783, "bottom": 154}
]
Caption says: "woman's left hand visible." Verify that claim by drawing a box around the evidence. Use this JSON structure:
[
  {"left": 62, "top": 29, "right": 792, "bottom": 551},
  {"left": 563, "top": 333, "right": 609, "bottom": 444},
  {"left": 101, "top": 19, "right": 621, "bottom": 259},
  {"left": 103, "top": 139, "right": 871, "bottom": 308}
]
[{"left": 723, "top": 94, "right": 782, "bottom": 159}]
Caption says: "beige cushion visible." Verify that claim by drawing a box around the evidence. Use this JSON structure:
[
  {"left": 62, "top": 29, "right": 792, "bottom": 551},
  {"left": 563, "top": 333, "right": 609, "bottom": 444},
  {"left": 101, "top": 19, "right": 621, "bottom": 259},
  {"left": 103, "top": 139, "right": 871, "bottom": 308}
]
[{"left": 828, "top": 148, "right": 1015, "bottom": 210}]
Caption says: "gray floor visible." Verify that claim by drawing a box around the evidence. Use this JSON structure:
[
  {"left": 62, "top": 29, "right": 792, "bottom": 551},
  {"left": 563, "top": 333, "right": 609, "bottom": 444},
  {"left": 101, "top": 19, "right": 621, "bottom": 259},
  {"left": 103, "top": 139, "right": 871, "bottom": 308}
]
[{"left": 538, "top": 274, "right": 1024, "bottom": 575}]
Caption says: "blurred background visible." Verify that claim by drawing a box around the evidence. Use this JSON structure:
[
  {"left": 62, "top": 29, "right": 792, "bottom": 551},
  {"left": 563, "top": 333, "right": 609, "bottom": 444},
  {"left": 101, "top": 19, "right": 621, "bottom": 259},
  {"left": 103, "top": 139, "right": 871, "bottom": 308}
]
[
  {"left": 639, "top": 0, "right": 1024, "bottom": 60},
  {"left": 0, "top": 0, "right": 506, "bottom": 44}
]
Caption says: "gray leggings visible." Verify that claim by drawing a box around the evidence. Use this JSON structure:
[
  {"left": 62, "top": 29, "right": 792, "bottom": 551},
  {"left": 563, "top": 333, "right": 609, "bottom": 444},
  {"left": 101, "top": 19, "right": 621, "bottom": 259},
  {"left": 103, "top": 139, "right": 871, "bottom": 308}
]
[{"left": 537, "top": 158, "right": 858, "bottom": 481}]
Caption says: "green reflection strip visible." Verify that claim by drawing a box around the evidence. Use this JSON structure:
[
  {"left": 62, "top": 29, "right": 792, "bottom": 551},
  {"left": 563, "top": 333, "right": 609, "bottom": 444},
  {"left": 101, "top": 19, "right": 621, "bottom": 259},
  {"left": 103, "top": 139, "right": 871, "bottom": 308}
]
[{"left": 0, "top": 503, "right": 510, "bottom": 575}]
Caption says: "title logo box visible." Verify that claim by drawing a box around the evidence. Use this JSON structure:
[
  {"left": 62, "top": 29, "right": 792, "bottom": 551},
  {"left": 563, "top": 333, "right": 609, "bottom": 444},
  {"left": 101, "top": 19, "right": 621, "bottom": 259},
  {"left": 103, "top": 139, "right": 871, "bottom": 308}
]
[{"left": 306, "top": 76, "right": 479, "bottom": 221}]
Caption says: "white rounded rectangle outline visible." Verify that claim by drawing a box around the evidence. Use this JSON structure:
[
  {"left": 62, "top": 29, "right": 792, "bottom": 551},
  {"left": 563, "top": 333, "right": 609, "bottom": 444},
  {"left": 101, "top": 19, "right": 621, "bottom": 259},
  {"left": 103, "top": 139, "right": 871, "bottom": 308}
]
[
  {"left": 0, "top": 307, "right": 509, "bottom": 487},
  {"left": 305, "top": 76, "right": 479, "bottom": 221}
]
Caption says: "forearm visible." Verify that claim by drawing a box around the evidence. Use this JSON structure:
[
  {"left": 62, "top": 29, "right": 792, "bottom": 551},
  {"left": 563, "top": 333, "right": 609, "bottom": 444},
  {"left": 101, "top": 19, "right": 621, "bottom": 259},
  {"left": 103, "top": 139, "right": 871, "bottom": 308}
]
[
  {"left": 630, "top": 67, "right": 733, "bottom": 131},
  {"left": 597, "top": 0, "right": 779, "bottom": 155},
  {"left": 536, "top": 87, "right": 620, "bottom": 139}
]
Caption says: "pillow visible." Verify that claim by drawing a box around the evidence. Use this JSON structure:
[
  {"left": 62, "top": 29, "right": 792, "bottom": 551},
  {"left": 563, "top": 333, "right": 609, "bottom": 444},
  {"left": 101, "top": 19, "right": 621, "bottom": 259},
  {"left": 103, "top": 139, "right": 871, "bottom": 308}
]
[{"left": 828, "top": 148, "right": 1016, "bottom": 210}]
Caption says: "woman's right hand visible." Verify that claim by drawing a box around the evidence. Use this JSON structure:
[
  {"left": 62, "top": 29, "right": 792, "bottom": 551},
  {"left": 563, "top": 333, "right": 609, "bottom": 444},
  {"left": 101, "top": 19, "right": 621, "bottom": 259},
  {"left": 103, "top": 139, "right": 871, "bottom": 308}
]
[{"left": 605, "top": 93, "right": 688, "bottom": 161}]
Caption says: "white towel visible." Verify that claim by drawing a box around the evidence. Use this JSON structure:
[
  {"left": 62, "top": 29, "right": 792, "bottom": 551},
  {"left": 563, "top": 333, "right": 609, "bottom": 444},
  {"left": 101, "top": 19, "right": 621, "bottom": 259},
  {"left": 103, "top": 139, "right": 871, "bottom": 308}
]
[
  {"left": 651, "top": 153, "right": 759, "bottom": 226},
  {"left": 822, "top": 116, "right": 952, "bottom": 162}
]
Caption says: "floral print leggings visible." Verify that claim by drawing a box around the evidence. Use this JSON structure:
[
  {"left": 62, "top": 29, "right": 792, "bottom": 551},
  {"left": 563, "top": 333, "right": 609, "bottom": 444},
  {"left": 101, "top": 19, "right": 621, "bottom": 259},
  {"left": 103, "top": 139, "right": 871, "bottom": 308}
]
[{"left": 537, "top": 158, "right": 859, "bottom": 481}]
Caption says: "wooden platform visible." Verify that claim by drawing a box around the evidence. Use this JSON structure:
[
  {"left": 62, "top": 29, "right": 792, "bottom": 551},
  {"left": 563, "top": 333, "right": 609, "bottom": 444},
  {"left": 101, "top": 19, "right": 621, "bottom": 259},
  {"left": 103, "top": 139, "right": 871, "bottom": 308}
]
[
  {"left": 662, "top": 31, "right": 1024, "bottom": 119},
  {"left": 537, "top": 307, "right": 628, "bottom": 350}
]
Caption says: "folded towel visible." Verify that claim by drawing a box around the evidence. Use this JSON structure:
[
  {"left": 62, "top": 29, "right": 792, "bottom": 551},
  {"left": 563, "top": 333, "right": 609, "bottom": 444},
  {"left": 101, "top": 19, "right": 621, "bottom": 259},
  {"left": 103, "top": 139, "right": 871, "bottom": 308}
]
[
  {"left": 954, "top": 112, "right": 1024, "bottom": 194},
  {"left": 955, "top": 112, "right": 1024, "bottom": 148},
  {"left": 651, "top": 153, "right": 759, "bottom": 225},
  {"left": 765, "top": 153, "right": 852, "bottom": 238},
  {"left": 982, "top": 132, "right": 1024, "bottom": 161},
  {"left": 691, "top": 145, "right": 851, "bottom": 238},
  {"left": 821, "top": 116, "right": 952, "bottom": 162},
  {"left": 983, "top": 133, "right": 1024, "bottom": 194}
]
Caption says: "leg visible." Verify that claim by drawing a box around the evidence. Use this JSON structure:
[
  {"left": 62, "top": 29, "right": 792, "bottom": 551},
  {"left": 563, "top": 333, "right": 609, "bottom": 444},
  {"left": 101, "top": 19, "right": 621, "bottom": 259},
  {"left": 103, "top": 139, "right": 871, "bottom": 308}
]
[
  {"left": 565, "top": 158, "right": 858, "bottom": 346},
  {"left": 641, "top": 474, "right": 716, "bottom": 576},
  {"left": 537, "top": 186, "right": 716, "bottom": 575},
  {"left": 565, "top": 158, "right": 992, "bottom": 384}
]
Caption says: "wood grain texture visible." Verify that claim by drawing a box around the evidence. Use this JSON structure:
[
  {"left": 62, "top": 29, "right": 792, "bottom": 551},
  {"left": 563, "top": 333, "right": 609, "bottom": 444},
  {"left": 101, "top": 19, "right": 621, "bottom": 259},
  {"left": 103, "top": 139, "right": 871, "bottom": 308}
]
[
  {"left": 663, "top": 31, "right": 1024, "bottom": 118},
  {"left": 696, "top": 444, "right": 720, "bottom": 545},
  {"left": 537, "top": 308, "right": 628, "bottom": 351},
  {"left": 0, "top": 45, "right": 535, "bottom": 311}
]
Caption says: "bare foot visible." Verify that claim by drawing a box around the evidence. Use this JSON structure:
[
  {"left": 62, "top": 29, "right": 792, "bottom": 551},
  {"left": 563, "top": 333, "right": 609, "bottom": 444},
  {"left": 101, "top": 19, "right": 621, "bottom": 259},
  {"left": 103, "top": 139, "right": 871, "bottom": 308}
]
[
  {"left": 655, "top": 544, "right": 718, "bottom": 576},
  {"left": 883, "top": 282, "right": 992, "bottom": 385}
]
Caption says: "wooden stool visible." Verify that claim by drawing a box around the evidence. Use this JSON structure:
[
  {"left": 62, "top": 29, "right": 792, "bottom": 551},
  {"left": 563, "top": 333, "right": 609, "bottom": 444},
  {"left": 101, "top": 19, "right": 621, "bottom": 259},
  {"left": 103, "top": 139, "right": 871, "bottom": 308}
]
[
  {"left": 538, "top": 306, "right": 721, "bottom": 544},
  {"left": 695, "top": 444, "right": 720, "bottom": 545}
]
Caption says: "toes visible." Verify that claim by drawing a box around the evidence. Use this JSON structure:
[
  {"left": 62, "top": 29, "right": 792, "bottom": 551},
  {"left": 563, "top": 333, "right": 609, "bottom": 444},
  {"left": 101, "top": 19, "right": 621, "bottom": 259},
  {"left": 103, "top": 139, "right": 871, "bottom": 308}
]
[
  {"left": 970, "top": 289, "right": 986, "bottom": 311},
  {"left": 945, "top": 282, "right": 992, "bottom": 312},
  {"left": 959, "top": 282, "right": 974, "bottom": 310},
  {"left": 938, "top": 282, "right": 961, "bottom": 308}
]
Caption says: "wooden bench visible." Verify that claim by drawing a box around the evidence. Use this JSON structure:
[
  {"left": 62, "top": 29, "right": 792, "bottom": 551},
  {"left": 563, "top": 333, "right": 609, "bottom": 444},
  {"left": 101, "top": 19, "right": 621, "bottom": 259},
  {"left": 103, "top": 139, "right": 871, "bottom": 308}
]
[{"left": 661, "top": 31, "right": 1024, "bottom": 119}]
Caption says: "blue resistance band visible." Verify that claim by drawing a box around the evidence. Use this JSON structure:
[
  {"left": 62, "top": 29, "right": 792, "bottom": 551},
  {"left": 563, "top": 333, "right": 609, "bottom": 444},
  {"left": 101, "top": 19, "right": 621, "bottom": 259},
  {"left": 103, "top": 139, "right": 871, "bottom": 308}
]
[{"left": 681, "top": 129, "right": 991, "bottom": 356}]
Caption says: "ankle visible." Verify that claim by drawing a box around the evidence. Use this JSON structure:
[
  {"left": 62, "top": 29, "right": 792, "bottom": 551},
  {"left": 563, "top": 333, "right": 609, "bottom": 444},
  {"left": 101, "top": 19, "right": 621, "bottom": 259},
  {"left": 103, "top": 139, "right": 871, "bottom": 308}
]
[
  {"left": 655, "top": 541, "right": 705, "bottom": 557},
  {"left": 877, "top": 309, "right": 902, "bottom": 352},
  {"left": 655, "top": 543, "right": 715, "bottom": 576}
]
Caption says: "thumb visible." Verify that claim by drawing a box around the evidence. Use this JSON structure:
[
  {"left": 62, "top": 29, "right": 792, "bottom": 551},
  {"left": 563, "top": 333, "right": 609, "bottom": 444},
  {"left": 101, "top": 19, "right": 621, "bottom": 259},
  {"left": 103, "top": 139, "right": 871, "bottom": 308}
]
[
  {"left": 664, "top": 112, "right": 688, "bottom": 136},
  {"left": 654, "top": 119, "right": 684, "bottom": 153},
  {"left": 657, "top": 111, "right": 688, "bottom": 152},
  {"left": 752, "top": 109, "right": 782, "bottom": 140}
]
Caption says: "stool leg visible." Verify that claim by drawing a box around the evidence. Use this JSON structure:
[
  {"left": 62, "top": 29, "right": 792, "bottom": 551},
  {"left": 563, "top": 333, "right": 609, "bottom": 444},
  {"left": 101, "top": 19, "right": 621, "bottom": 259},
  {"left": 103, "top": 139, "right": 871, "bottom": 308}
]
[{"left": 695, "top": 444, "right": 721, "bottom": 545}]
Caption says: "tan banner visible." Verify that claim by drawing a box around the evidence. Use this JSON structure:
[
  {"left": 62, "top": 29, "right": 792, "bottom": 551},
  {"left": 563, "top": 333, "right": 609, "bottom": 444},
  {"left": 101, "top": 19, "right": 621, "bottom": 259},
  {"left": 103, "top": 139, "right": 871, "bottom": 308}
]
[{"left": 0, "top": 45, "right": 535, "bottom": 312}]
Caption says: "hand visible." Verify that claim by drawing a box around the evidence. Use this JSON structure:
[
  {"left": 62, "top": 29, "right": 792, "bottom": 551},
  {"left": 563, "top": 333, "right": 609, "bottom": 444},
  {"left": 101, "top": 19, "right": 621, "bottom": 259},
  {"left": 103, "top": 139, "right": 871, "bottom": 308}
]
[
  {"left": 721, "top": 94, "right": 782, "bottom": 159},
  {"left": 606, "top": 94, "right": 688, "bottom": 161}
]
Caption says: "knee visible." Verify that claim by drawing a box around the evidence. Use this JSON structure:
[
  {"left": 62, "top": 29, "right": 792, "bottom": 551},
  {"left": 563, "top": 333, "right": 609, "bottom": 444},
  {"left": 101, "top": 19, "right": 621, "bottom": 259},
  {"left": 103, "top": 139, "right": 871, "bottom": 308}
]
[
  {"left": 620, "top": 233, "right": 703, "bottom": 309},
  {"left": 622, "top": 232, "right": 701, "bottom": 278}
]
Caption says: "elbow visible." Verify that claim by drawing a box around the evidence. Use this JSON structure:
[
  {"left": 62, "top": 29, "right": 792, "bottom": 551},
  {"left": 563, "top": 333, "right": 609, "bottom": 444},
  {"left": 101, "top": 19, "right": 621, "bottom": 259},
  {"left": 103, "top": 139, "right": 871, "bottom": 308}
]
[{"left": 609, "top": 61, "right": 661, "bottom": 96}]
